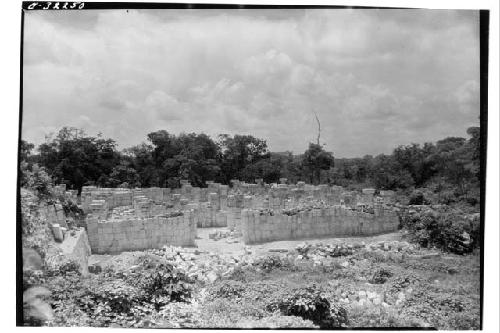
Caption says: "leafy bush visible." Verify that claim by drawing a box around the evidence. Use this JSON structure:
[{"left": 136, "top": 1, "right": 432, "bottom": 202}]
[
  {"left": 348, "top": 305, "right": 415, "bottom": 327},
  {"left": 23, "top": 164, "right": 55, "bottom": 200},
  {"left": 45, "top": 256, "right": 82, "bottom": 277},
  {"left": 369, "top": 267, "right": 393, "bottom": 284},
  {"left": 42, "top": 257, "right": 195, "bottom": 327},
  {"left": 267, "top": 285, "right": 348, "bottom": 328},
  {"left": 408, "top": 190, "right": 431, "bottom": 205},
  {"left": 390, "top": 274, "right": 422, "bottom": 292},
  {"left": 213, "top": 280, "right": 246, "bottom": 299},
  {"left": 136, "top": 263, "right": 193, "bottom": 309},
  {"left": 401, "top": 288, "right": 480, "bottom": 330},
  {"left": 91, "top": 279, "right": 143, "bottom": 314},
  {"left": 400, "top": 209, "right": 480, "bottom": 254},
  {"left": 253, "top": 254, "right": 295, "bottom": 272},
  {"left": 60, "top": 197, "right": 84, "bottom": 220},
  {"left": 21, "top": 190, "right": 53, "bottom": 258}
]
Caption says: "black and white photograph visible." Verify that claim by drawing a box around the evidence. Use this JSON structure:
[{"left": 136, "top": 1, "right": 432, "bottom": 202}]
[{"left": 14, "top": 0, "right": 498, "bottom": 330}]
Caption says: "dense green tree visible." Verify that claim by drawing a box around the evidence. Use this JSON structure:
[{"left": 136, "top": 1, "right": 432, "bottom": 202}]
[
  {"left": 23, "top": 125, "right": 480, "bottom": 203},
  {"left": 465, "top": 126, "right": 480, "bottom": 179},
  {"left": 301, "top": 143, "right": 334, "bottom": 185},
  {"left": 217, "top": 134, "right": 269, "bottom": 183},
  {"left": 20, "top": 140, "right": 35, "bottom": 164},
  {"left": 369, "top": 154, "right": 414, "bottom": 190},
  {"left": 241, "top": 155, "right": 282, "bottom": 183},
  {"left": 19, "top": 140, "right": 36, "bottom": 187},
  {"left": 431, "top": 136, "right": 477, "bottom": 196},
  {"left": 37, "top": 127, "right": 120, "bottom": 192},
  {"left": 122, "top": 143, "right": 160, "bottom": 187},
  {"left": 105, "top": 163, "right": 141, "bottom": 188},
  {"left": 393, "top": 143, "right": 437, "bottom": 187},
  {"left": 145, "top": 131, "right": 221, "bottom": 187}
]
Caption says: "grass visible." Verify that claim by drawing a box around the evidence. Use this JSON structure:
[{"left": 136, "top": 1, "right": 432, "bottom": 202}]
[
  {"left": 194, "top": 249, "right": 481, "bottom": 329},
  {"left": 42, "top": 237, "right": 481, "bottom": 329}
]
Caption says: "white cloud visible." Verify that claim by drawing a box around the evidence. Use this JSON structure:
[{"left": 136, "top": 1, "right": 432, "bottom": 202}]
[{"left": 22, "top": 9, "right": 480, "bottom": 157}]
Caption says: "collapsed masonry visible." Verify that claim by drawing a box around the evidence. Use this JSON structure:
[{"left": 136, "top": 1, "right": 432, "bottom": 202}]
[{"left": 78, "top": 179, "right": 398, "bottom": 254}]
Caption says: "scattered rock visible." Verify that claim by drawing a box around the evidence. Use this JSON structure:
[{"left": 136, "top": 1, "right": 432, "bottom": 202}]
[
  {"left": 269, "top": 248, "right": 288, "bottom": 253},
  {"left": 422, "top": 252, "right": 441, "bottom": 259},
  {"left": 88, "top": 264, "right": 102, "bottom": 274},
  {"left": 206, "top": 271, "right": 218, "bottom": 283}
]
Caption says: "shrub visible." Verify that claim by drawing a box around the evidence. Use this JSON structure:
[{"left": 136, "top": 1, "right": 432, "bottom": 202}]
[
  {"left": 23, "top": 164, "right": 55, "bottom": 200},
  {"left": 253, "top": 254, "right": 294, "bottom": 272},
  {"left": 45, "top": 256, "right": 82, "bottom": 277},
  {"left": 400, "top": 209, "right": 480, "bottom": 254},
  {"left": 390, "top": 274, "right": 422, "bottom": 292},
  {"left": 135, "top": 263, "right": 193, "bottom": 309},
  {"left": 348, "top": 305, "right": 414, "bottom": 327},
  {"left": 213, "top": 280, "right": 246, "bottom": 299},
  {"left": 408, "top": 190, "right": 431, "bottom": 205},
  {"left": 91, "top": 280, "right": 143, "bottom": 314},
  {"left": 21, "top": 191, "right": 53, "bottom": 258},
  {"left": 369, "top": 267, "right": 393, "bottom": 284},
  {"left": 60, "top": 197, "right": 84, "bottom": 219},
  {"left": 401, "top": 288, "right": 480, "bottom": 329},
  {"left": 267, "top": 285, "right": 348, "bottom": 328},
  {"left": 44, "top": 260, "right": 195, "bottom": 327}
]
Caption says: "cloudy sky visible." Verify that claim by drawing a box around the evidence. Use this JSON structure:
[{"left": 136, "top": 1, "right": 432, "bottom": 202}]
[{"left": 22, "top": 8, "right": 480, "bottom": 157}]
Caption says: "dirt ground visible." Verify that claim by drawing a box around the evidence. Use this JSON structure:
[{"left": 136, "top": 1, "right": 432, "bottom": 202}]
[
  {"left": 196, "top": 227, "right": 402, "bottom": 256},
  {"left": 89, "top": 227, "right": 403, "bottom": 266}
]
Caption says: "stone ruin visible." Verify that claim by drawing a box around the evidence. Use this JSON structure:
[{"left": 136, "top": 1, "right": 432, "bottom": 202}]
[{"left": 79, "top": 180, "right": 398, "bottom": 254}]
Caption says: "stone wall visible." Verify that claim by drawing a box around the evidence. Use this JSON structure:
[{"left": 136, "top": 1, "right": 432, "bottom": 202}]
[
  {"left": 38, "top": 202, "right": 67, "bottom": 228},
  {"left": 193, "top": 206, "right": 228, "bottom": 228},
  {"left": 86, "top": 211, "right": 196, "bottom": 254},
  {"left": 81, "top": 182, "right": 400, "bottom": 252},
  {"left": 59, "top": 229, "right": 92, "bottom": 275},
  {"left": 241, "top": 206, "right": 399, "bottom": 244}
]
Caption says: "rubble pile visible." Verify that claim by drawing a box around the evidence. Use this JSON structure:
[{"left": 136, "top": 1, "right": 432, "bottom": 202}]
[
  {"left": 295, "top": 242, "right": 360, "bottom": 259},
  {"left": 208, "top": 229, "right": 240, "bottom": 243},
  {"left": 146, "top": 245, "right": 257, "bottom": 284},
  {"left": 364, "top": 240, "right": 416, "bottom": 253},
  {"left": 281, "top": 201, "right": 330, "bottom": 216},
  {"left": 338, "top": 287, "right": 414, "bottom": 308}
]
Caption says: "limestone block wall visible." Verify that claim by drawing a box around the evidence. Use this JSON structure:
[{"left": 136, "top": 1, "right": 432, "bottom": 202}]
[
  {"left": 86, "top": 211, "right": 196, "bottom": 254},
  {"left": 81, "top": 182, "right": 349, "bottom": 214},
  {"left": 379, "top": 190, "right": 396, "bottom": 204},
  {"left": 106, "top": 191, "right": 133, "bottom": 208},
  {"left": 194, "top": 206, "right": 228, "bottom": 228},
  {"left": 142, "top": 187, "right": 164, "bottom": 203},
  {"left": 227, "top": 207, "right": 242, "bottom": 231},
  {"left": 59, "top": 229, "right": 92, "bottom": 275},
  {"left": 241, "top": 206, "right": 399, "bottom": 244},
  {"left": 38, "top": 202, "right": 67, "bottom": 228}
]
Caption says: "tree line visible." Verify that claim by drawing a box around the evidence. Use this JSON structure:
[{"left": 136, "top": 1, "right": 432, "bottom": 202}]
[
  {"left": 20, "top": 126, "right": 480, "bottom": 203},
  {"left": 20, "top": 127, "right": 334, "bottom": 192}
]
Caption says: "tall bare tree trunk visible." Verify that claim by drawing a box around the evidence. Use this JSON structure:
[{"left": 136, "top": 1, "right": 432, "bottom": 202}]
[{"left": 314, "top": 112, "right": 321, "bottom": 145}]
